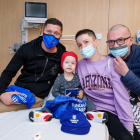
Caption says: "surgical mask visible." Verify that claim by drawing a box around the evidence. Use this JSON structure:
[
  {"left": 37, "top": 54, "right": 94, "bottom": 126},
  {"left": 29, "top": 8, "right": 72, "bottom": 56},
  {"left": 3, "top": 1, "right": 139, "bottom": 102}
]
[
  {"left": 43, "top": 33, "right": 59, "bottom": 49},
  {"left": 109, "top": 45, "right": 129, "bottom": 58},
  {"left": 79, "top": 44, "right": 96, "bottom": 59}
]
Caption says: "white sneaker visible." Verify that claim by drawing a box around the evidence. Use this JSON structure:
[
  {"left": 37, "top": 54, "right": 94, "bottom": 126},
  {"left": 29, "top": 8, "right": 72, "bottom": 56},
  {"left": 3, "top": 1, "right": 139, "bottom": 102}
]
[{"left": 29, "top": 110, "right": 52, "bottom": 122}]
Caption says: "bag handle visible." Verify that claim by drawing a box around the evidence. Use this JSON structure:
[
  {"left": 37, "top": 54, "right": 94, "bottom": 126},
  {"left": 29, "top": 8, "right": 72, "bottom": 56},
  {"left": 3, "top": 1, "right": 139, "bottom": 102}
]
[{"left": 108, "top": 58, "right": 112, "bottom": 81}]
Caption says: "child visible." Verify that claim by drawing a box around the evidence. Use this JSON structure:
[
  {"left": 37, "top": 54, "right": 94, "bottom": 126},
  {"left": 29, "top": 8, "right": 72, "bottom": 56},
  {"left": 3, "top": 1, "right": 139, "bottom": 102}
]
[
  {"left": 29, "top": 52, "right": 108, "bottom": 123},
  {"left": 75, "top": 29, "right": 134, "bottom": 139}
]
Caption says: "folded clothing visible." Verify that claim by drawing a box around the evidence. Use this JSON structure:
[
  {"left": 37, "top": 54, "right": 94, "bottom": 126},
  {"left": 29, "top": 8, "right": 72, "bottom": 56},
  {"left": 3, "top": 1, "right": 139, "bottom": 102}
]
[{"left": 5, "top": 85, "right": 36, "bottom": 109}]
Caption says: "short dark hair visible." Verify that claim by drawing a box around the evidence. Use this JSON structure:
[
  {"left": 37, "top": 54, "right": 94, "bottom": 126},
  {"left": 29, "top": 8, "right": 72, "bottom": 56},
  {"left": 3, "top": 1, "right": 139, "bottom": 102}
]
[
  {"left": 44, "top": 18, "right": 63, "bottom": 32},
  {"left": 75, "top": 29, "right": 96, "bottom": 40}
]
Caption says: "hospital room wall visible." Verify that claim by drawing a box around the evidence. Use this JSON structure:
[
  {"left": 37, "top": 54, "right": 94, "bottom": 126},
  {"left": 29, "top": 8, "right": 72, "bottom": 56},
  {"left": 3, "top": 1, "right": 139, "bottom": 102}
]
[{"left": 0, "top": 0, "right": 140, "bottom": 85}]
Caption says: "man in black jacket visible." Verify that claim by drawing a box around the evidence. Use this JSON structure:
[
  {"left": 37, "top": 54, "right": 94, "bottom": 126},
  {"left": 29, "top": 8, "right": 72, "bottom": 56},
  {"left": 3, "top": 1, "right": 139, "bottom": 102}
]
[{"left": 0, "top": 18, "right": 66, "bottom": 113}]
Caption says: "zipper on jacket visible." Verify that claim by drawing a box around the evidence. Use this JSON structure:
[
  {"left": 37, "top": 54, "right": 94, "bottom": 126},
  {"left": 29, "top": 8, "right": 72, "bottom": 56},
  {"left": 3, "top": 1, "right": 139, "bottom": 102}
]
[
  {"left": 35, "top": 54, "right": 60, "bottom": 61},
  {"left": 22, "top": 83, "right": 26, "bottom": 88},
  {"left": 35, "top": 57, "right": 48, "bottom": 82}
]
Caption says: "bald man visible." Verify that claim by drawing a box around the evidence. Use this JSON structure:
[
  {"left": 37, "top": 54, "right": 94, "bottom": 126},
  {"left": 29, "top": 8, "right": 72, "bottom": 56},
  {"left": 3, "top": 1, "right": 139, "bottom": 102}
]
[{"left": 107, "top": 24, "right": 140, "bottom": 137}]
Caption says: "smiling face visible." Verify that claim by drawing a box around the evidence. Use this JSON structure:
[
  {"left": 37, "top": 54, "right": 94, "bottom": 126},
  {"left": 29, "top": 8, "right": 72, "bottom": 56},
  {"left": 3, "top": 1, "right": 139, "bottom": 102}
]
[
  {"left": 107, "top": 28, "right": 132, "bottom": 48},
  {"left": 43, "top": 24, "right": 62, "bottom": 39},
  {"left": 107, "top": 26, "right": 133, "bottom": 59},
  {"left": 76, "top": 34, "right": 98, "bottom": 50},
  {"left": 63, "top": 56, "right": 77, "bottom": 73}
]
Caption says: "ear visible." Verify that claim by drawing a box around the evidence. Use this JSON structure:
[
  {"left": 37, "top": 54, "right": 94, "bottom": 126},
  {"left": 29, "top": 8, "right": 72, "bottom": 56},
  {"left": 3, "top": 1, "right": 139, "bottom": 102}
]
[
  {"left": 41, "top": 29, "right": 43, "bottom": 36},
  {"left": 60, "top": 33, "right": 62, "bottom": 39},
  {"left": 130, "top": 36, "right": 133, "bottom": 45},
  {"left": 95, "top": 39, "right": 99, "bottom": 47}
]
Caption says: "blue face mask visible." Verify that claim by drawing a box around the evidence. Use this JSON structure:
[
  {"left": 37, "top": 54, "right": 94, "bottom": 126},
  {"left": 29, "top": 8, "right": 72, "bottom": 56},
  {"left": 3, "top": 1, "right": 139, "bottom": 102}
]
[
  {"left": 79, "top": 44, "right": 96, "bottom": 59},
  {"left": 109, "top": 45, "right": 129, "bottom": 58},
  {"left": 43, "top": 33, "right": 59, "bottom": 49}
]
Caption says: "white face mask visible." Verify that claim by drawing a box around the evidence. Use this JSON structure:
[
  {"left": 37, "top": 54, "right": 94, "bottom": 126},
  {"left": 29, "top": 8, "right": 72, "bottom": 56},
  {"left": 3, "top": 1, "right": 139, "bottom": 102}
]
[
  {"left": 79, "top": 44, "right": 96, "bottom": 59},
  {"left": 110, "top": 45, "right": 129, "bottom": 57},
  {"left": 109, "top": 39, "right": 130, "bottom": 57}
]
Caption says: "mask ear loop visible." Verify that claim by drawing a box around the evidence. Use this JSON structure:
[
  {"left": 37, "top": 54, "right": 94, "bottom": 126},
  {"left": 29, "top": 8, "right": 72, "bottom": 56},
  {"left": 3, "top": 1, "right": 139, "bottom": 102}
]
[
  {"left": 108, "top": 58, "right": 113, "bottom": 88},
  {"left": 126, "top": 37, "right": 131, "bottom": 46},
  {"left": 108, "top": 58, "right": 112, "bottom": 81},
  {"left": 93, "top": 39, "right": 99, "bottom": 49}
]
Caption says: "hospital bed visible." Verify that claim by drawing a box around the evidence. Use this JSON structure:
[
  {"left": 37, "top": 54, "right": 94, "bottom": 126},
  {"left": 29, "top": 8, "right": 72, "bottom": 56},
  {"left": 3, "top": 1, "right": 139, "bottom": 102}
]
[{"left": 0, "top": 92, "right": 109, "bottom": 140}]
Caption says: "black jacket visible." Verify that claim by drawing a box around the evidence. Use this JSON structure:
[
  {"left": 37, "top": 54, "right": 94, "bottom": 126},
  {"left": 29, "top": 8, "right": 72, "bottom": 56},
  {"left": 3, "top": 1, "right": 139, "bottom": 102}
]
[{"left": 0, "top": 36, "right": 66, "bottom": 98}]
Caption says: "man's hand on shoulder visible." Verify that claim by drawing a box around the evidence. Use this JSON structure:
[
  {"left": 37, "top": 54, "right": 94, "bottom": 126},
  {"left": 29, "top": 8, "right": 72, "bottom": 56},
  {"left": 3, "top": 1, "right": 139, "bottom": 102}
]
[
  {"left": 0, "top": 92, "right": 21, "bottom": 105},
  {"left": 113, "top": 55, "right": 129, "bottom": 77}
]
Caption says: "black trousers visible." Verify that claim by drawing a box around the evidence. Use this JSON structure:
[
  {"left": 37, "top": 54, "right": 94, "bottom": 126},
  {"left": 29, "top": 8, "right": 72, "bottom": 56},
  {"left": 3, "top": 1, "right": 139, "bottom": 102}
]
[{"left": 100, "top": 110, "right": 140, "bottom": 140}]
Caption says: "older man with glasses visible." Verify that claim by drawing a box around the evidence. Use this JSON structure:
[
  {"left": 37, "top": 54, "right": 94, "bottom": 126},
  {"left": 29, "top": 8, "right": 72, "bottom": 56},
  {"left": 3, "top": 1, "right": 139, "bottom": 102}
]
[{"left": 107, "top": 24, "right": 140, "bottom": 138}]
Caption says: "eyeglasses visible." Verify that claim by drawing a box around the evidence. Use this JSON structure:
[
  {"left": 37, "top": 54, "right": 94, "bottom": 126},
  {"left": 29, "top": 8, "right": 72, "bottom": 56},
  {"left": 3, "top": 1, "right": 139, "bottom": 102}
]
[{"left": 106, "top": 36, "right": 131, "bottom": 47}]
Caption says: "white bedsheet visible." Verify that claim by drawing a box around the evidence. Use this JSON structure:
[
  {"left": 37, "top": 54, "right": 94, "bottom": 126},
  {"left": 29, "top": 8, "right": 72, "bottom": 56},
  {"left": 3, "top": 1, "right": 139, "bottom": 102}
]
[
  {"left": 0, "top": 92, "right": 109, "bottom": 140},
  {"left": 0, "top": 108, "right": 109, "bottom": 140}
]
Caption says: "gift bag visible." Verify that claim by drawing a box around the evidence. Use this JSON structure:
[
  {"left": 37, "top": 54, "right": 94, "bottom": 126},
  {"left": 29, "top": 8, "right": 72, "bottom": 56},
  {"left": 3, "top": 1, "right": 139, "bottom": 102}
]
[
  {"left": 5, "top": 85, "right": 36, "bottom": 109},
  {"left": 45, "top": 96, "right": 86, "bottom": 118}
]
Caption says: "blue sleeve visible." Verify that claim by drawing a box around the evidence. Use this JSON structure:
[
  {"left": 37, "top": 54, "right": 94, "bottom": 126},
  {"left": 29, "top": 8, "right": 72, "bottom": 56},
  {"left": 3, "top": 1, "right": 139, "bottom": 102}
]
[{"left": 121, "top": 70, "right": 140, "bottom": 96}]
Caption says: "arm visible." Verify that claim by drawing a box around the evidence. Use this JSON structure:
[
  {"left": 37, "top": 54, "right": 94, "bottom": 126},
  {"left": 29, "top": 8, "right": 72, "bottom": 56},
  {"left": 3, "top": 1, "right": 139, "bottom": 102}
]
[
  {"left": 110, "top": 59, "right": 134, "bottom": 131},
  {"left": 0, "top": 45, "right": 26, "bottom": 105},
  {"left": 52, "top": 76, "right": 62, "bottom": 97},
  {"left": 121, "top": 70, "right": 140, "bottom": 96},
  {"left": 0, "top": 92, "right": 21, "bottom": 105},
  {"left": 77, "top": 79, "right": 84, "bottom": 99},
  {"left": 75, "top": 72, "right": 84, "bottom": 99},
  {"left": 113, "top": 55, "right": 140, "bottom": 96}
]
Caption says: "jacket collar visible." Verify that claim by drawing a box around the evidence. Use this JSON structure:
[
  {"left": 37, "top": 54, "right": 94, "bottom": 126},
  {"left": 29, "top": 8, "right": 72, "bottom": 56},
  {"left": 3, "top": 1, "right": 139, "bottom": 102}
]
[{"left": 125, "top": 44, "right": 140, "bottom": 63}]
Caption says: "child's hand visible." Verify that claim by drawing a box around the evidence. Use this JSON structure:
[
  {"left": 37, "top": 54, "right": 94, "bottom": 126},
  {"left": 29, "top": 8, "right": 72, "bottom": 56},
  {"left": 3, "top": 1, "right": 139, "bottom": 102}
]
[
  {"left": 66, "top": 92, "right": 71, "bottom": 97},
  {"left": 77, "top": 90, "right": 83, "bottom": 99}
]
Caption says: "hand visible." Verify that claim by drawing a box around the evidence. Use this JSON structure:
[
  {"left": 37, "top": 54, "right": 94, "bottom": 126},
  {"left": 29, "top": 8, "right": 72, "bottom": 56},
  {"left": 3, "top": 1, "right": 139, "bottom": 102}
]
[
  {"left": 0, "top": 92, "right": 21, "bottom": 105},
  {"left": 113, "top": 55, "right": 129, "bottom": 77},
  {"left": 65, "top": 92, "right": 71, "bottom": 97},
  {"left": 77, "top": 90, "right": 84, "bottom": 99}
]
